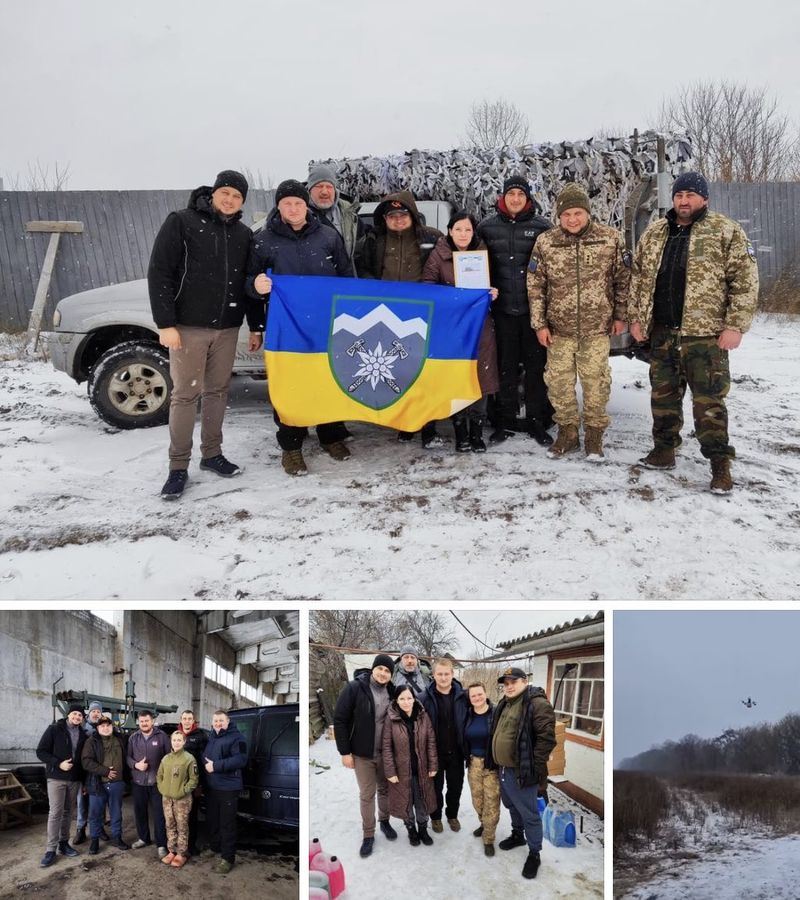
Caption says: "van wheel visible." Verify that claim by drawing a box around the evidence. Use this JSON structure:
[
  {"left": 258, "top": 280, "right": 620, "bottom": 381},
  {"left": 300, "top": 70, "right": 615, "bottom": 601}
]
[{"left": 88, "top": 341, "right": 171, "bottom": 429}]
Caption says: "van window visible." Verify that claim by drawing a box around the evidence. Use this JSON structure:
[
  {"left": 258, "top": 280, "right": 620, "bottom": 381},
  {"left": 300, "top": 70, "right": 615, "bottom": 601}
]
[{"left": 258, "top": 715, "right": 298, "bottom": 757}]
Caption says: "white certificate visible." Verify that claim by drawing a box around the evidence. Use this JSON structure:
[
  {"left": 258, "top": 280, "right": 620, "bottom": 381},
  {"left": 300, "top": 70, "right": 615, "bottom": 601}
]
[{"left": 453, "top": 250, "right": 490, "bottom": 289}]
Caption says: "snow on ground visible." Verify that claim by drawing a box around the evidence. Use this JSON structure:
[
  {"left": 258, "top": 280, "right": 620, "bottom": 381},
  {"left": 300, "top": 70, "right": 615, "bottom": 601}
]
[
  {"left": 309, "top": 732, "right": 603, "bottom": 899},
  {"left": 616, "top": 787, "right": 800, "bottom": 899},
  {"left": 1, "top": 316, "right": 799, "bottom": 600}
]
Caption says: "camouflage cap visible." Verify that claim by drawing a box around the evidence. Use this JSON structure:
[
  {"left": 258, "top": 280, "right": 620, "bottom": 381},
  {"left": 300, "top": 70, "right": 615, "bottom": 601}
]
[{"left": 556, "top": 183, "right": 591, "bottom": 218}]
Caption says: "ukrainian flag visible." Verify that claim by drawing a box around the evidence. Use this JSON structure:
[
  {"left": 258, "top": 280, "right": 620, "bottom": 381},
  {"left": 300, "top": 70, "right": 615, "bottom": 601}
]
[{"left": 264, "top": 275, "right": 491, "bottom": 431}]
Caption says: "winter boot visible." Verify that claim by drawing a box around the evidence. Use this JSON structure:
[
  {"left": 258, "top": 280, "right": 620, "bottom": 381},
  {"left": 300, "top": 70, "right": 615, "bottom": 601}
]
[
  {"left": 710, "top": 457, "right": 733, "bottom": 494},
  {"left": 452, "top": 416, "right": 471, "bottom": 452},
  {"left": 498, "top": 829, "right": 526, "bottom": 851},
  {"left": 469, "top": 418, "right": 486, "bottom": 453},
  {"left": 447, "top": 818, "right": 461, "bottom": 832},
  {"left": 379, "top": 819, "right": 397, "bottom": 840},
  {"left": 473, "top": 825, "right": 484, "bottom": 838},
  {"left": 485, "top": 843, "right": 495, "bottom": 857},
  {"left": 322, "top": 440, "right": 351, "bottom": 461},
  {"left": 584, "top": 426, "right": 605, "bottom": 461},
  {"left": 281, "top": 449, "right": 308, "bottom": 476},
  {"left": 421, "top": 422, "right": 444, "bottom": 448},
  {"left": 547, "top": 424, "right": 580, "bottom": 458},
  {"left": 528, "top": 418, "right": 554, "bottom": 446},
  {"left": 638, "top": 446, "right": 675, "bottom": 469},
  {"left": 74, "top": 826, "right": 86, "bottom": 845},
  {"left": 359, "top": 837, "right": 374, "bottom": 858},
  {"left": 160, "top": 469, "right": 188, "bottom": 500},
  {"left": 89, "top": 838, "right": 100, "bottom": 855},
  {"left": 522, "top": 850, "right": 541, "bottom": 879},
  {"left": 406, "top": 824, "right": 421, "bottom": 846},
  {"left": 417, "top": 824, "right": 433, "bottom": 846},
  {"left": 431, "top": 819, "right": 443, "bottom": 833}
]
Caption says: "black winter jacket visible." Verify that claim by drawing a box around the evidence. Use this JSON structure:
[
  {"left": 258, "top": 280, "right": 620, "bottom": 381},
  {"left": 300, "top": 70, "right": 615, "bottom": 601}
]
[
  {"left": 205, "top": 722, "right": 248, "bottom": 792},
  {"left": 81, "top": 729, "right": 129, "bottom": 795},
  {"left": 478, "top": 203, "right": 551, "bottom": 315},
  {"left": 148, "top": 186, "right": 260, "bottom": 331},
  {"left": 36, "top": 718, "right": 87, "bottom": 782},
  {"left": 490, "top": 685, "right": 556, "bottom": 788},
  {"left": 333, "top": 669, "right": 396, "bottom": 759},
  {"left": 420, "top": 678, "right": 469, "bottom": 759}
]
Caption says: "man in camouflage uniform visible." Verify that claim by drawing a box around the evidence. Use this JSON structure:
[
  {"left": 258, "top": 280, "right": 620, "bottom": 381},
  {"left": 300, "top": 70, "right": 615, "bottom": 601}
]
[
  {"left": 630, "top": 172, "right": 759, "bottom": 493},
  {"left": 528, "top": 183, "right": 629, "bottom": 460}
]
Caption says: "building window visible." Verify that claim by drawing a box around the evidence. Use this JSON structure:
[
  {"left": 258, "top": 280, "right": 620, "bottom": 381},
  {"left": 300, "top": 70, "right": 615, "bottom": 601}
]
[
  {"left": 552, "top": 659, "right": 603, "bottom": 738},
  {"left": 204, "top": 656, "right": 235, "bottom": 691}
]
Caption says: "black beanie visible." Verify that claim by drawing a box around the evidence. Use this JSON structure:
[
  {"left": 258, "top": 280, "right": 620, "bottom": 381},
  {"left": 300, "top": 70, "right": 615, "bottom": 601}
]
[
  {"left": 68, "top": 703, "right": 84, "bottom": 714},
  {"left": 672, "top": 171, "right": 709, "bottom": 199},
  {"left": 275, "top": 179, "right": 310, "bottom": 206},
  {"left": 212, "top": 169, "right": 248, "bottom": 201},
  {"left": 502, "top": 174, "right": 532, "bottom": 200},
  {"left": 372, "top": 654, "right": 395, "bottom": 675}
]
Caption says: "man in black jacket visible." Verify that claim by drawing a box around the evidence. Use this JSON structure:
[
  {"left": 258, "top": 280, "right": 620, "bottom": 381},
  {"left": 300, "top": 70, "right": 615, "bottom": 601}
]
[
  {"left": 175, "top": 709, "right": 208, "bottom": 855},
  {"left": 420, "top": 658, "right": 469, "bottom": 834},
  {"left": 333, "top": 655, "right": 397, "bottom": 858},
  {"left": 148, "top": 170, "right": 263, "bottom": 500},
  {"left": 248, "top": 179, "right": 354, "bottom": 476},
  {"left": 478, "top": 175, "right": 554, "bottom": 445},
  {"left": 36, "top": 704, "right": 87, "bottom": 867}
]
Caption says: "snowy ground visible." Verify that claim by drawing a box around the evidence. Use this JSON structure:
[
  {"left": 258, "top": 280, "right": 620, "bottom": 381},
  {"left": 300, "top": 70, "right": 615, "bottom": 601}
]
[
  {"left": 309, "top": 731, "right": 603, "bottom": 899},
  {"left": 1, "top": 315, "right": 799, "bottom": 600},
  {"left": 615, "top": 787, "right": 800, "bottom": 899}
]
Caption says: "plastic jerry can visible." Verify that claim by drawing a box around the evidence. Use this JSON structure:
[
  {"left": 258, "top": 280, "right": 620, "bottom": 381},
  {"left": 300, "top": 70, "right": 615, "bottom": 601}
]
[
  {"left": 309, "top": 889, "right": 328, "bottom": 900},
  {"left": 551, "top": 809, "right": 577, "bottom": 847},
  {"left": 309, "top": 837, "right": 323, "bottom": 866},
  {"left": 309, "top": 870, "right": 330, "bottom": 896},
  {"left": 310, "top": 853, "right": 346, "bottom": 899},
  {"left": 541, "top": 803, "right": 554, "bottom": 842}
]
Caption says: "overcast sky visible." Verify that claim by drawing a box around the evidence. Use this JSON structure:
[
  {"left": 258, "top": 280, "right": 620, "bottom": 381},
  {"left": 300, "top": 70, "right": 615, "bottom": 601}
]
[
  {"left": 445, "top": 609, "right": 593, "bottom": 659},
  {"left": 614, "top": 610, "right": 800, "bottom": 766},
  {"left": 2, "top": 0, "right": 798, "bottom": 190}
]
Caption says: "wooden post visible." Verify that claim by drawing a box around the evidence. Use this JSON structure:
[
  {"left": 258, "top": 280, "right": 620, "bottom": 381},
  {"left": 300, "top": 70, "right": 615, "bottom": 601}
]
[{"left": 24, "top": 220, "right": 84, "bottom": 355}]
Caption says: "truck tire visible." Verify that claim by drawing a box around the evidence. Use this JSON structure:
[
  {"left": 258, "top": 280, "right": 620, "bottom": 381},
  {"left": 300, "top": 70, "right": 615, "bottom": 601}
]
[{"left": 88, "top": 341, "right": 172, "bottom": 429}]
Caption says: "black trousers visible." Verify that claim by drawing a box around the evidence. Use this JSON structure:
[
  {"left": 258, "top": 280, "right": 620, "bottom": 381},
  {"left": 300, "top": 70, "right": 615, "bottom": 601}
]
[
  {"left": 273, "top": 411, "right": 348, "bottom": 451},
  {"left": 432, "top": 752, "right": 465, "bottom": 821},
  {"left": 492, "top": 311, "right": 552, "bottom": 426},
  {"left": 132, "top": 783, "right": 167, "bottom": 847},
  {"left": 206, "top": 788, "right": 239, "bottom": 863}
]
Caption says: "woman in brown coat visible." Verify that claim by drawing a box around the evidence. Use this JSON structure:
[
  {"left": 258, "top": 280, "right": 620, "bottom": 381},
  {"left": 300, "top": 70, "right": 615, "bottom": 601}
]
[
  {"left": 422, "top": 210, "right": 499, "bottom": 452},
  {"left": 382, "top": 686, "right": 439, "bottom": 847}
]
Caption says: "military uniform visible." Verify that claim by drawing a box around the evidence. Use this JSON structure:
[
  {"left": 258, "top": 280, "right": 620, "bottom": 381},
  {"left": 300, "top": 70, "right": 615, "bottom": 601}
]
[
  {"left": 630, "top": 208, "right": 758, "bottom": 461},
  {"left": 528, "top": 219, "right": 629, "bottom": 434}
]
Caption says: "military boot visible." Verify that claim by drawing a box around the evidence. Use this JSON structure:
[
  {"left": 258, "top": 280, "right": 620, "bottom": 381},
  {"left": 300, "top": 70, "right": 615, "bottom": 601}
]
[
  {"left": 281, "top": 449, "right": 308, "bottom": 476},
  {"left": 547, "top": 424, "right": 580, "bottom": 459},
  {"left": 710, "top": 457, "right": 733, "bottom": 494},
  {"left": 322, "top": 440, "right": 351, "bottom": 461},
  {"left": 452, "top": 416, "right": 470, "bottom": 452},
  {"left": 584, "top": 426, "right": 605, "bottom": 461},
  {"left": 638, "top": 447, "right": 675, "bottom": 469},
  {"left": 469, "top": 419, "right": 486, "bottom": 454}
]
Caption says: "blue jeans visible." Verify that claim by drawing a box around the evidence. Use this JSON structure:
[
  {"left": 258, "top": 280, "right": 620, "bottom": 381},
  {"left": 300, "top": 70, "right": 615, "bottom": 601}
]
[
  {"left": 88, "top": 781, "right": 124, "bottom": 839},
  {"left": 499, "top": 766, "right": 542, "bottom": 851}
]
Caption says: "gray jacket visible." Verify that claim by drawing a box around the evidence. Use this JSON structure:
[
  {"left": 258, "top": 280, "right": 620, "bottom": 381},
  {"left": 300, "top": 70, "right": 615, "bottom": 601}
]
[{"left": 126, "top": 727, "right": 171, "bottom": 786}]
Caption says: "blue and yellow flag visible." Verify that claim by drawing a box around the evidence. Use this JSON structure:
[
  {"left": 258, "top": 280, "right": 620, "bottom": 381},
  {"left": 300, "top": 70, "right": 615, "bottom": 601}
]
[{"left": 264, "top": 275, "right": 491, "bottom": 431}]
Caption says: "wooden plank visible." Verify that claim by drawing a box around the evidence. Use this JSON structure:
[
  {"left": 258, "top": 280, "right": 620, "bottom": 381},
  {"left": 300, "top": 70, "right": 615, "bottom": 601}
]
[
  {"left": 25, "top": 231, "right": 62, "bottom": 353},
  {"left": 25, "top": 220, "right": 84, "bottom": 233}
]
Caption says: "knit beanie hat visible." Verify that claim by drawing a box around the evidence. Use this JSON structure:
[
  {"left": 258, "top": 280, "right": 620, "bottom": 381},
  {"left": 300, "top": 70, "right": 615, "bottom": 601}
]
[
  {"left": 212, "top": 169, "right": 249, "bottom": 201},
  {"left": 672, "top": 171, "right": 709, "bottom": 199},
  {"left": 556, "top": 183, "right": 591, "bottom": 218},
  {"left": 372, "top": 654, "right": 395, "bottom": 674},
  {"left": 275, "top": 179, "right": 310, "bottom": 206},
  {"left": 502, "top": 174, "right": 532, "bottom": 200},
  {"left": 399, "top": 646, "right": 419, "bottom": 659},
  {"left": 88, "top": 701, "right": 103, "bottom": 712},
  {"left": 307, "top": 164, "right": 338, "bottom": 191},
  {"left": 68, "top": 703, "right": 84, "bottom": 714}
]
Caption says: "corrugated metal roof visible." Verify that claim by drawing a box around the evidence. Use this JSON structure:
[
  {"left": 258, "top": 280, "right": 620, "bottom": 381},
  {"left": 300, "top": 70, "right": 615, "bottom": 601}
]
[{"left": 496, "top": 611, "right": 604, "bottom": 649}]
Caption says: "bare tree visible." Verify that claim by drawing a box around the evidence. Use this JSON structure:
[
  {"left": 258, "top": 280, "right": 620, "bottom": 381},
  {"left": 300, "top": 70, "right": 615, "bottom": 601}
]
[
  {"left": 654, "top": 80, "right": 799, "bottom": 181},
  {"left": 310, "top": 609, "right": 399, "bottom": 650},
  {"left": 462, "top": 98, "right": 530, "bottom": 150},
  {"left": 3, "top": 158, "right": 71, "bottom": 191},
  {"left": 240, "top": 166, "right": 275, "bottom": 191},
  {"left": 395, "top": 611, "right": 457, "bottom": 659}
]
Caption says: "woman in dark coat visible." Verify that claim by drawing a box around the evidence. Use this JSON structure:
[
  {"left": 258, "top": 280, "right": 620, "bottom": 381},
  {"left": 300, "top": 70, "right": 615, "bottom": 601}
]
[
  {"left": 422, "top": 210, "right": 499, "bottom": 452},
  {"left": 382, "top": 686, "right": 439, "bottom": 847}
]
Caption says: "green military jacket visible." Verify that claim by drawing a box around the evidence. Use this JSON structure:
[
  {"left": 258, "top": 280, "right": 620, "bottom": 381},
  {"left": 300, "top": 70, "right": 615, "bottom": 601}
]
[
  {"left": 527, "top": 220, "right": 630, "bottom": 337},
  {"left": 629, "top": 210, "right": 759, "bottom": 336},
  {"left": 156, "top": 749, "right": 199, "bottom": 800}
]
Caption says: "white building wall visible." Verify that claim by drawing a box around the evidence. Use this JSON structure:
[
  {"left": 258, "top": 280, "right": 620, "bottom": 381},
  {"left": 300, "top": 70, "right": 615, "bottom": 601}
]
[{"left": 565, "top": 739, "right": 603, "bottom": 800}]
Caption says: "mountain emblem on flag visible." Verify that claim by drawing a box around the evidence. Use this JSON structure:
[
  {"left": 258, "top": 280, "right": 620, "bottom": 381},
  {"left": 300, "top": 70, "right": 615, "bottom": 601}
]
[{"left": 329, "top": 298, "right": 432, "bottom": 409}]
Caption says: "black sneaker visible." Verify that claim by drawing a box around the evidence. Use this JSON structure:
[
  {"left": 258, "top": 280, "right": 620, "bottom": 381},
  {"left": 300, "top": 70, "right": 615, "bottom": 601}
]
[
  {"left": 489, "top": 428, "right": 513, "bottom": 444},
  {"left": 379, "top": 820, "right": 397, "bottom": 840},
  {"left": 199, "top": 454, "right": 241, "bottom": 477},
  {"left": 40, "top": 850, "right": 57, "bottom": 868},
  {"left": 160, "top": 469, "right": 188, "bottom": 500},
  {"left": 58, "top": 841, "right": 79, "bottom": 858},
  {"left": 498, "top": 830, "right": 526, "bottom": 851},
  {"left": 359, "top": 837, "right": 374, "bottom": 858},
  {"left": 522, "top": 850, "right": 541, "bottom": 879}
]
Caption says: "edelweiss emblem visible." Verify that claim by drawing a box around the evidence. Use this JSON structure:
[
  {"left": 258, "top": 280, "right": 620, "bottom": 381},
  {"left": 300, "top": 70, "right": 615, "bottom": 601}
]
[{"left": 348, "top": 339, "right": 409, "bottom": 393}]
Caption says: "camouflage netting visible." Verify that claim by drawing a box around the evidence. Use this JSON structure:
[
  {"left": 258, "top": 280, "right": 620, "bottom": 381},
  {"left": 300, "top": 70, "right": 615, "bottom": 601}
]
[{"left": 313, "top": 131, "right": 693, "bottom": 229}]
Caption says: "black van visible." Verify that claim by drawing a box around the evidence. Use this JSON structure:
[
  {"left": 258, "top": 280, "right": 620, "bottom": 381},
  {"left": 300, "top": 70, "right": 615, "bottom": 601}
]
[{"left": 227, "top": 704, "right": 299, "bottom": 830}]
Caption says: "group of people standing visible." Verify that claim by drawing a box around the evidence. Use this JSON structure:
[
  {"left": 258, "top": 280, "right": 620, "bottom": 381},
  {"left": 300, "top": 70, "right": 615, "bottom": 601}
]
[
  {"left": 148, "top": 161, "right": 758, "bottom": 496},
  {"left": 35, "top": 704, "right": 247, "bottom": 874},
  {"left": 333, "top": 650, "right": 556, "bottom": 882}
]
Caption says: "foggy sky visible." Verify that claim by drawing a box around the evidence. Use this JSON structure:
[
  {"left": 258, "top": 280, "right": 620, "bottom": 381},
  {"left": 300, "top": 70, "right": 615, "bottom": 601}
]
[
  {"left": 2, "top": 0, "right": 798, "bottom": 190},
  {"left": 614, "top": 611, "right": 800, "bottom": 766}
]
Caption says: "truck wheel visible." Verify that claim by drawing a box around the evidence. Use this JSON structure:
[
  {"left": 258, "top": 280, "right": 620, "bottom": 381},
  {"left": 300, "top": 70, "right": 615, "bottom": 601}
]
[{"left": 88, "top": 341, "right": 171, "bottom": 429}]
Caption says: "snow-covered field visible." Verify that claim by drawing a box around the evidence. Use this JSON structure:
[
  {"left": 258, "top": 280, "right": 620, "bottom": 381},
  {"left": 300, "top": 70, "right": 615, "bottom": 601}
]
[
  {"left": 309, "top": 731, "right": 603, "bottom": 899},
  {"left": 1, "top": 315, "right": 798, "bottom": 600},
  {"left": 615, "top": 787, "right": 800, "bottom": 899}
]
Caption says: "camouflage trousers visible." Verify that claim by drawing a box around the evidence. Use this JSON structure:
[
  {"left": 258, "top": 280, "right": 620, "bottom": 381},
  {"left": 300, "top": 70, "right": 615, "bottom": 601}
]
[
  {"left": 162, "top": 795, "right": 192, "bottom": 856},
  {"left": 544, "top": 334, "right": 611, "bottom": 430},
  {"left": 466, "top": 757, "right": 501, "bottom": 845},
  {"left": 649, "top": 325, "right": 733, "bottom": 459}
]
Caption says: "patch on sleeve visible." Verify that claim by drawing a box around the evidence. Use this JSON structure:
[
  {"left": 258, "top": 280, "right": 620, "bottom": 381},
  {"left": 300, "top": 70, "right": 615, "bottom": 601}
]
[
  {"left": 528, "top": 257, "right": 538, "bottom": 274},
  {"left": 746, "top": 242, "right": 757, "bottom": 261},
  {"left": 622, "top": 250, "right": 633, "bottom": 268}
]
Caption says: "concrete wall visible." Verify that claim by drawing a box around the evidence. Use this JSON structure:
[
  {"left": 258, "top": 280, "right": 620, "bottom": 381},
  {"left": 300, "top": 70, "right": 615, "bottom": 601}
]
[{"left": 0, "top": 610, "right": 116, "bottom": 765}]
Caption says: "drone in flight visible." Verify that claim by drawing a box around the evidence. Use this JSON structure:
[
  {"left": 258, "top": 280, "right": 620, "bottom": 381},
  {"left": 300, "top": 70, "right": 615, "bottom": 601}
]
[{"left": 741, "top": 697, "right": 757, "bottom": 708}]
